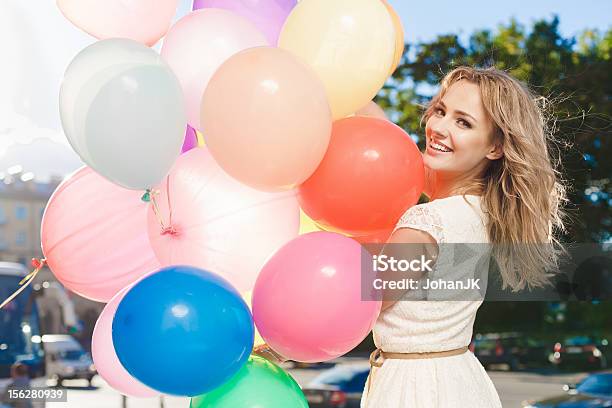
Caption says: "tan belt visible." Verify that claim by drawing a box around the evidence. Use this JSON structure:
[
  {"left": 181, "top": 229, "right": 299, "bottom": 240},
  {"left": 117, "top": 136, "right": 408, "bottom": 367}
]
[{"left": 366, "top": 346, "right": 469, "bottom": 395}]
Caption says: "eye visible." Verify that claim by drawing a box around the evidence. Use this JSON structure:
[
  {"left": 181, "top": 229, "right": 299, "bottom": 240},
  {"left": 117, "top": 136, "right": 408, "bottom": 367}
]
[
  {"left": 433, "top": 106, "right": 445, "bottom": 116},
  {"left": 457, "top": 118, "right": 472, "bottom": 129}
]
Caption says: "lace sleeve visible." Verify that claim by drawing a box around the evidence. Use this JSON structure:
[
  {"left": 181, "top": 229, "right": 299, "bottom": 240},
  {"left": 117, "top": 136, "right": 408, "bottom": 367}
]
[{"left": 393, "top": 204, "right": 444, "bottom": 243}]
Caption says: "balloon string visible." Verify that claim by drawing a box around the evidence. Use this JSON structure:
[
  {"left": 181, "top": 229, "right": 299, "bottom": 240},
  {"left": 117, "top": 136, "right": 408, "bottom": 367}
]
[
  {"left": 166, "top": 176, "right": 173, "bottom": 228},
  {"left": 150, "top": 190, "right": 166, "bottom": 229},
  {"left": 148, "top": 176, "right": 176, "bottom": 236},
  {"left": 252, "top": 343, "right": 288, "bottom": 363},
  {"left": 0, "top": 258, "right": 46, "bottom": 310}
]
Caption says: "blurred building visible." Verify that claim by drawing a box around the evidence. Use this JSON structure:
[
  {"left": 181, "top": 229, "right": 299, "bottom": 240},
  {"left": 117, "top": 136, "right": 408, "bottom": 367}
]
[
  {"left": 0, "top": 166, "right": 58, "bottom": 265},
  {"left": 0, "top": 167, "right": 103, "bottom": 347}
]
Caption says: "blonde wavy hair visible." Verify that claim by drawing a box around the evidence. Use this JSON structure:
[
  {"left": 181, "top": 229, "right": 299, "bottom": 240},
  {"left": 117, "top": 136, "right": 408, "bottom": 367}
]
[{"left": 424, "top": 67, "right": 567, "bottom": 291}]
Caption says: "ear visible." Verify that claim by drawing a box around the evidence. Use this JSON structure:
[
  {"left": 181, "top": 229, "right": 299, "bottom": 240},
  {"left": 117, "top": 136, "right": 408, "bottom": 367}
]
[{"left": 486, "top": 143, "right": 504, "bottom": 160}]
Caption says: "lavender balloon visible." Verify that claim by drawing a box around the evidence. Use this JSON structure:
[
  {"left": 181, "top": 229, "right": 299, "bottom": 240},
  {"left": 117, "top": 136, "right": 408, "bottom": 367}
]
[
  {"left": 181, "top": 125, "right": 198, "bottom": 153},
  {"left": 192, "top": 0, "right": 296, "bottom": 45}
]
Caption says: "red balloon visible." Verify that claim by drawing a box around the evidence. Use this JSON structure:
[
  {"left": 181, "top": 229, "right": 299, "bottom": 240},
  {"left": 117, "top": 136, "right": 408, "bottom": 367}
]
[
  {"left": 298, "top": 117, "right": 424, "bottom": 235},
  {"left": 353, "top": 229, "right": 393, "bottom": 245}
]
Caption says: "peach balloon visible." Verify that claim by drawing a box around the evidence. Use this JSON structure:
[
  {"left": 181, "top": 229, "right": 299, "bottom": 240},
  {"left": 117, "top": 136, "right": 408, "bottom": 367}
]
[
  {"left": 57, "top": 0, "right": 178, "bottom": 46},
  {"left": 41, "top": 167, "right": 160, "bottom": 302},
  {"left": 201, "top": 47, "right": 332, "bottom": 191},
  {"left": 147, "top": 148, "right": 300, "bottom": 292},
  {"left": 161, "top": 9, "right": 268, "bottom": 130},
  {"left": 279, "top": 0, "right": 395, "bottom": 119},
  {"left": 355, "top": 101, "right": 388, "bottom": 120}
]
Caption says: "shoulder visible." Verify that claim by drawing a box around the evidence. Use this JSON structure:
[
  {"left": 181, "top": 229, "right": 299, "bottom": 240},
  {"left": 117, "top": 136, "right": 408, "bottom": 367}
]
[
  {"left": 394, "top": 195, "right": 487, "bottom": 244},
  {"left": 394, "top": 201, "right": 445, "bottom": 243}
]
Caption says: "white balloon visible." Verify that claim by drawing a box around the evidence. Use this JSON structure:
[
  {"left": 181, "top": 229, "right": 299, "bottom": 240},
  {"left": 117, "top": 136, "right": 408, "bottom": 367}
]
[{"left": 60, "top": 39, "right": 186, "bottom": 190}]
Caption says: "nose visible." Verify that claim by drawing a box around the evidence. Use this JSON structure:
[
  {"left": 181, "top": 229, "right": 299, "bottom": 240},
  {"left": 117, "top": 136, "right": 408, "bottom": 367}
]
[{"left": 429, "top": 118, "right": 451, "bottom": 140}]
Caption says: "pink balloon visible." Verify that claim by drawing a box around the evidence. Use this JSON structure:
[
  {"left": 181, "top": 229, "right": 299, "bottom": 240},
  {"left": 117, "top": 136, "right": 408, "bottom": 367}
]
[
  {"left": 41, "top": 167, "right": 160, "bottom": 302},
  {"left": 92, "top": 284, "right": 158, "bottom": 398},
  {"left": 57, "top": 0, "right": 178, "bottom": 46},
  {"left": 161, "top": 9, "right": 268, "bottom": 129},
  {"left": 192, "top": 0, "right": 297, "bottom": 45},
  {"left": 147, "top": 148, "right": 300, "bottom": 292},
  {"left": 252, "top": 232, "right": 381, "bottom": 362},
  {"left": 181, "top": 125, "right": 198, "bottom": 153}
]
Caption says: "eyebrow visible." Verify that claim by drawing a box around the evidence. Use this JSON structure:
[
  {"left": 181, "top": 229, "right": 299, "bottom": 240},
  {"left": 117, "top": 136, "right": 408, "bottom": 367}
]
[{"left": 438, "top": 101, "right": 478, "bottom": 123}]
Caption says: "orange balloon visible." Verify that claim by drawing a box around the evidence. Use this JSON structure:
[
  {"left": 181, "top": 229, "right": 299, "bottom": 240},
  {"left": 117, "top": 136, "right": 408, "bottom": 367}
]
[
  {"left": 353, "top": 228, "right": 393, "bottom": 256},
  {"left": 353, "top": 229, "right": 393, "bottom": 245},
  {"left": 201, "top": 47, "right": 332, "bottom": 191},
  {"left": 298, "top": 117, "right": 424, "bottom": 235},
  {"left": 381, "top": 0, "right": 404, "bottom": 74}
]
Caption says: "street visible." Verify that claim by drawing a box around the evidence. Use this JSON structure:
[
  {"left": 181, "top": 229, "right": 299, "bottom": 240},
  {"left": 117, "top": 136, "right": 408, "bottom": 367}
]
[{"left": 43, "top": 362, "right": 588, "bottom": 408}]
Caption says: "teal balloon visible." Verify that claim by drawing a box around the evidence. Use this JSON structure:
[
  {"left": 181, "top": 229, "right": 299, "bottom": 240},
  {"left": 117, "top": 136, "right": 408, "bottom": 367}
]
[{"left": 190, "top": 356, "right": 308, "bottom": 408}]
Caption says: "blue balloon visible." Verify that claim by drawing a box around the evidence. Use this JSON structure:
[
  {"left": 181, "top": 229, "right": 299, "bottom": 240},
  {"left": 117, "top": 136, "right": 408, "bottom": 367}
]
[{"left": 112, "top": 266, "right": 254, "bottom": 396}]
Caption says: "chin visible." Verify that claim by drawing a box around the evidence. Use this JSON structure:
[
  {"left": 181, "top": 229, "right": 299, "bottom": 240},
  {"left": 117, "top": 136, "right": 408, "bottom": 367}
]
[{"left": 423, "top": 153, "right": 445, "bottom": 170}]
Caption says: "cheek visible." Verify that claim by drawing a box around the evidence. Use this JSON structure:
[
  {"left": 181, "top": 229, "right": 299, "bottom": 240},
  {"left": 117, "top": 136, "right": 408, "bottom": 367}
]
[
  {"left": 424, "top": 117, "right": 437, "bottom": 136},
  {"left": 454, "top": 131, "right": 489, "bottom": 154}
]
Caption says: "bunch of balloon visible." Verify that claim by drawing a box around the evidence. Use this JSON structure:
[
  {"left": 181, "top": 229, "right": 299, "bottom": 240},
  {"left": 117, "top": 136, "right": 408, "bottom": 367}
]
[
  {"left": 45, "top": 0, "right": 423, "bottom": 404},
  {"left": 242, "top": 0, "right": 424, "bottom": 372},
  {"left": 50, "top": 0, "right": 309, "bottom": 403}
]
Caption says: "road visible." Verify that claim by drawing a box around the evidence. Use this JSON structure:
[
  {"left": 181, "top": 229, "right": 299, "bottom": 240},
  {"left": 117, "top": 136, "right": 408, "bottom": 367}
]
[{"left": 41, "top": 364, "right": 588, "bottom": 408}]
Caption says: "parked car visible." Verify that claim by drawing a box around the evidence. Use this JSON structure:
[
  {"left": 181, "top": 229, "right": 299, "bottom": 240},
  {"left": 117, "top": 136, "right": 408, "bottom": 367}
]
[
  {"left": 0, "top": 263, "right": 47, "bottom": 408},
  {"left": 302, "top": 365, "right": 370, "bottom": 408},
  {"left": 549, "top": 336, "right": 608, "bottom": 371},
  {"left": 522, "top": 371, "right": 612, "bottom": 407},
  {"left": 42, "top": 335, "right": 96, "bottom": 386},
  {"left": 472, "top": 333, "right": 548, "bottom": 371}
]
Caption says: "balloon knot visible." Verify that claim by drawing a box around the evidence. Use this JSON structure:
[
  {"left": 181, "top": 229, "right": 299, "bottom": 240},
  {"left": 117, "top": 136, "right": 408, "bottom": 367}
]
[
  {"left": 141, "top": 189, "right": 152, "bottom": 203},
  {"left": 31, "top": 258, "right": 46, "bottom": 269},
  {"left": 161, "top": 226, "right": 178, "bottom": 236}
]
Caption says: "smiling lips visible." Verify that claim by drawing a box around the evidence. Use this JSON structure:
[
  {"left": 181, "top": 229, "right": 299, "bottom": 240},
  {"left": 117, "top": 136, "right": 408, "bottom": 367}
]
[{"left": 430, "top": 139, "right": 453, "bottom": 153}]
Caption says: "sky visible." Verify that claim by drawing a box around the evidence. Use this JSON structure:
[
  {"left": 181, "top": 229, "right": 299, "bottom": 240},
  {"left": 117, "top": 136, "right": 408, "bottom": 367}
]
[
  {"left": 0, "top": 0, "right": 610, "bottom": 181},
  {"left": 388, "top": 0, "right": 611, "bottom": 43}
]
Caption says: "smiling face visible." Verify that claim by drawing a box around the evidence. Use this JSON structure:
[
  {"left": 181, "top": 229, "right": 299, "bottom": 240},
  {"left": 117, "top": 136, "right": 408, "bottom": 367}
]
[{"left": 423, "top": 80, "right": 503, "bottom": 179}]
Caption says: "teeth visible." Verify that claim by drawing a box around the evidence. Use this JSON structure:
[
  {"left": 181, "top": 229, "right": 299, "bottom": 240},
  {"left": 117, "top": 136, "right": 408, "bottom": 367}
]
[{"left": 431, "top": 142, "right": 452, "bottom": 152}]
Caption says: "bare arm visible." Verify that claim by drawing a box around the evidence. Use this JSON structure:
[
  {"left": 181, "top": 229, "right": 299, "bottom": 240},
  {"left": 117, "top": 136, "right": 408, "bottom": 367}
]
[{"left": 380, "top": 227, "right": 438, "bottom": 311}]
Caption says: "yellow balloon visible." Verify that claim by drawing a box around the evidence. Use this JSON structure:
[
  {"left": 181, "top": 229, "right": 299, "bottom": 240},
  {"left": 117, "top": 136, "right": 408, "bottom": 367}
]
[
  {"left": 299, "top": 210, "right": 324, "bottom": 234},
  {"left": 279, "top": 0, "right": 395, "bottom": 119},
  {"left": 300, "top": 210, "right": 360, "bottom": 238},
  {"left": 195, "top": 130, "right": 205, "bottom": 147},
  {"left": 381, "top": 0, "right": 405, "bottom": 75},
  {"left": 242, "top": 291, "right": 266, "bottom": 347}
]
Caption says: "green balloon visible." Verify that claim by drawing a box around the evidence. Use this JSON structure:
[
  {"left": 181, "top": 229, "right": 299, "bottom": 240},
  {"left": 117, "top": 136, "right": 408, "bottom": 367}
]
[{"left": 190, "top": 356, "right": 308, "bottom": 408}]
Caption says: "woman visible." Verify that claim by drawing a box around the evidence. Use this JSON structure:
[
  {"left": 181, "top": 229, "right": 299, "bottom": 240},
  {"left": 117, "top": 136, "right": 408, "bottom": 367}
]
[{"left": 360, "top": 66, "right": 566, "bottom": 407}]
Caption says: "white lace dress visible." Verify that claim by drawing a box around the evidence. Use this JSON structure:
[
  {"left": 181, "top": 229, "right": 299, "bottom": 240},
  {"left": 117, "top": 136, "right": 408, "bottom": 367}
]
[{"left": 361, "top": 195, "right": 503, "bottom": 408}]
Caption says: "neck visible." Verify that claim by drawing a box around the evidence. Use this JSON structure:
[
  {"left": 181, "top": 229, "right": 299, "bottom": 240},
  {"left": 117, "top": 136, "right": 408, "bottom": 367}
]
[{"left": 427, "top": 169, "right": 483, "bottom": 201}]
